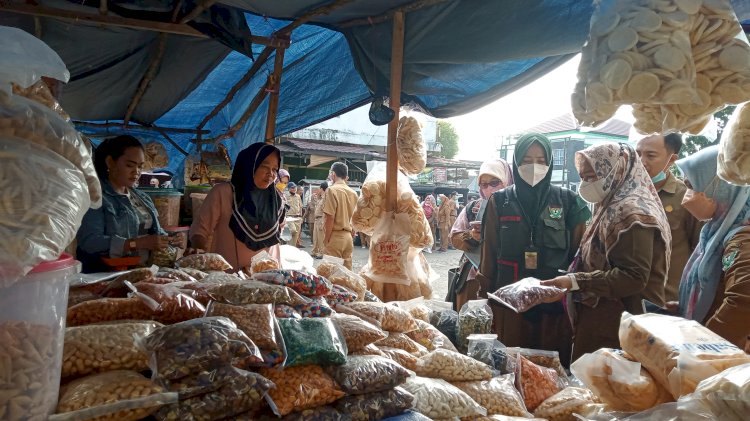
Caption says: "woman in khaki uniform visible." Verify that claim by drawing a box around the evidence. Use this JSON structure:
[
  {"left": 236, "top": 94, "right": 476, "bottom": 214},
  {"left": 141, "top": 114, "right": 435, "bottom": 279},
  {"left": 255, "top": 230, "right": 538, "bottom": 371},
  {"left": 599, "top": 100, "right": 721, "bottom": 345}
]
[
  {"left": 543, "top": 143, "right": 670, "bottom": 360},
  {"left": 437, "top": 194, "right": 454, "bottom": 252},
  {"left": 673, "top": 146, "right": 750, "bottom": 348}
]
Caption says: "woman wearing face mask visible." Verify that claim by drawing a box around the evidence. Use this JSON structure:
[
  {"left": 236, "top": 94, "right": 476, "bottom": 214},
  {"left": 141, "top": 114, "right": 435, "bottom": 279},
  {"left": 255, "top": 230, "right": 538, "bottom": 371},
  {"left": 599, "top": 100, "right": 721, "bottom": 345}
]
[
  {"left": 673, "top": 146, "right": 750, "bottom": 348},
  {"left": 189, "top": 142, "right": 286, "bottom": 270},
  {"left": 541, "top": 143, "right": 671, "bottom": 360},
  {"left": 76, "top": 135, "right": 169, "bottom": 273},
  {"left": 447, "top": 159, "right": 513, "bottom": 311},
  {"left": 477, "top": 133, "right": 590, "bottom": 365}
]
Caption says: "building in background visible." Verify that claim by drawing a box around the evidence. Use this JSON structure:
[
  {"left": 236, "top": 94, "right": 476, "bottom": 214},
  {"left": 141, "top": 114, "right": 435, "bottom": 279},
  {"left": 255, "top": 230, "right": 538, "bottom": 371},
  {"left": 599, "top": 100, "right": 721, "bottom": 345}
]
[{"left": 498, "top": 113, "right": 630, "bottom": 191}]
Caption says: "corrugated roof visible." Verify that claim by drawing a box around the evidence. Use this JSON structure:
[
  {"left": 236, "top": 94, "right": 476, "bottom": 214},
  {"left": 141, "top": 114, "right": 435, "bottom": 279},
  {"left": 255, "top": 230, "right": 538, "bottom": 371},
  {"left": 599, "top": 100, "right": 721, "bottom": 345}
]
[
  {"left": 524, "top": 112, "right": 630, "bottom": 137},
  {"left": 280, "top": 137, "right": 382, "bottom": 157}
]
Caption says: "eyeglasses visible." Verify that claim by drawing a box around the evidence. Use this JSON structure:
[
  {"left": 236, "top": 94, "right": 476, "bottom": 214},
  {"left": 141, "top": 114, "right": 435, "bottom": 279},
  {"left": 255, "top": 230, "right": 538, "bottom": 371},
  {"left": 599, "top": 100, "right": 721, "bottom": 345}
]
[{"left": 479, "top": 179, "right": 503, "bottom": 189}]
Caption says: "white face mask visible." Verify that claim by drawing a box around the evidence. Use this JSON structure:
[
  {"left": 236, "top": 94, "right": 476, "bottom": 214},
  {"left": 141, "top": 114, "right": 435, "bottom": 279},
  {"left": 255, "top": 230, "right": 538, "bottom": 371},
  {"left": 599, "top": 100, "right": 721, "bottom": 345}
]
[
  {"left": 578, "top": 159, "right": 620, "bottom": 204},
  {"left": 518, "top": 163, "right": 549, "bottom": 187}
]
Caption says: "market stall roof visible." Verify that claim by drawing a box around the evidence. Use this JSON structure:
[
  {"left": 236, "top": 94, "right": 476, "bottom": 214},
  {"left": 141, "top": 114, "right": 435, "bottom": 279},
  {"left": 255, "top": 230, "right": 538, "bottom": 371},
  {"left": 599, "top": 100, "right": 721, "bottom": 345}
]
[
  {"left": 278, "top": 137, "right": 383, "bottom": 161},
  {"left": 526, "top": 113, "right": 631, "bottom": 138},
  {"left": 3, "top": 0, "right": 750, "bottom": 176}
]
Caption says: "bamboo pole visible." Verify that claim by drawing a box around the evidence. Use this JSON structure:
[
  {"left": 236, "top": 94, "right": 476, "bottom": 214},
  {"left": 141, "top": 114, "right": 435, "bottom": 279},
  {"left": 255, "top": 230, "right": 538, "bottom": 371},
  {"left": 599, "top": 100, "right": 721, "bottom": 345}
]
[
  {"left": 197, "top": 81, "right": 270, "bottom": 144},
  {"left": 385, "top": 11, "right": 405, "bottom": 212},
  {"left": 265, "top": 47, "right": 286, "bottom": 143}
]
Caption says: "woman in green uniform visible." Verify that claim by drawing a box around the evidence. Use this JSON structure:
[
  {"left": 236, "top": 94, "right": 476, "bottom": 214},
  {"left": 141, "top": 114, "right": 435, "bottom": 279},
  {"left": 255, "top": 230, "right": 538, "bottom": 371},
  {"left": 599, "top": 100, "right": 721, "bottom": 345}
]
[{"left": 476, "top": 133, "right": 590, "bottom": 366}]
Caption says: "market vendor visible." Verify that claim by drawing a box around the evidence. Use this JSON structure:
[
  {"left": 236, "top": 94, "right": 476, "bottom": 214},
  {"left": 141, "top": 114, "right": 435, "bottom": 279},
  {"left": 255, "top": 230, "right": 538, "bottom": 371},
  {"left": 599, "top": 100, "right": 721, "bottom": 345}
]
[
  {"left": 674, "top": 146, "right": 750, "bottom": 349},
  {"left": 189, "top": 142, "right": 285, "bottom": 269},
  {"left": 542, "top": 143, "right": 670, "bottom": 360},
  {"left": 76, "top": 135, "right": 169, "bottom": 273},
  {"left": 448, "top": 158, "right": 513, "bottom": 311},
  {"left": 476, "top": 133, "right": 590, "bottom": 366}
]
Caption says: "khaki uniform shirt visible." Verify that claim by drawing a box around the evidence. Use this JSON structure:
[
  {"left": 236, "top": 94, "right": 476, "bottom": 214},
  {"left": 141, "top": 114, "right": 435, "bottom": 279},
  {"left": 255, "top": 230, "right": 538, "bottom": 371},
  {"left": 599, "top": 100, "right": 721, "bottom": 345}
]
[
  {"left": 438, "top": 199, "right": 456, "bottom": 225},
  {"left": 306, "top": 193, "right": 321, "bottom": 223},
  {"left": 285, "top": 192, "right": 303, "bottom": 217},
  {"left": 657, "top": 173, "right": 703, "bottom": 301},
  {"left": 323, "top": 180, "right": 358, "bottom": 232},
  {"left": 314, "top": 191, "right": 326, "bottom": 219}
]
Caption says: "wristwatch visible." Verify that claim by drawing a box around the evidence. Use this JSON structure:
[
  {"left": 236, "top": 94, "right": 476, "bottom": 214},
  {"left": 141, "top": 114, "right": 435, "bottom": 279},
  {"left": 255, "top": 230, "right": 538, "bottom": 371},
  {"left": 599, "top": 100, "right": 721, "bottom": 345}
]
[{"left": 129, "top": 240, "right": 137, "bottom": 251}]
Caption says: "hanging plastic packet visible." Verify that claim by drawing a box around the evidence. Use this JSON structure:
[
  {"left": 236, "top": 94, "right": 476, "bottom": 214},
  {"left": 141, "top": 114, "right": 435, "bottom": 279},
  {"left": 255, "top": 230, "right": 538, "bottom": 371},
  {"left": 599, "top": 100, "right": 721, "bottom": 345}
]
[
  {"left": 718, "top": 101, "right": 750, "bottom": 185},
  {"left": 457, "top": 299, "right": 493, "bottom": 351},
  {"left": 364, "top": 212, "right": 411, "bottom": 285}
]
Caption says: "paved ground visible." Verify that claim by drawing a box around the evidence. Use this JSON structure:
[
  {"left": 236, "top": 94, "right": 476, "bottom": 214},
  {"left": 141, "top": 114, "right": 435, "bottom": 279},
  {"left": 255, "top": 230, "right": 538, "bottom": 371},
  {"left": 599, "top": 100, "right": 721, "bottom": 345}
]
[{"left": 299, "top": 230, "right": 463, "bottom": 300}]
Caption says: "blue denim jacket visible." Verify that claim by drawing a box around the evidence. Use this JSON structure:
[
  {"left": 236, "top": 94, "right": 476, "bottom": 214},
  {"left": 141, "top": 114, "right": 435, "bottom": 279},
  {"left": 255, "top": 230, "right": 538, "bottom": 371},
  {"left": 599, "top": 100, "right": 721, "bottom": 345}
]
[{"left": 76, "top": 180, "right": 165, "bottom": 272}]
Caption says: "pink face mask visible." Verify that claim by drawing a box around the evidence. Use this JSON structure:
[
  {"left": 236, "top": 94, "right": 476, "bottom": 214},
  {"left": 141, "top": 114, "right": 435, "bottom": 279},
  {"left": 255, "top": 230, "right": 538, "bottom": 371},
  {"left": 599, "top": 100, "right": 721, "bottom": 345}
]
[{"left": 682, "top": 189, "right": 718, "bottom": 221}]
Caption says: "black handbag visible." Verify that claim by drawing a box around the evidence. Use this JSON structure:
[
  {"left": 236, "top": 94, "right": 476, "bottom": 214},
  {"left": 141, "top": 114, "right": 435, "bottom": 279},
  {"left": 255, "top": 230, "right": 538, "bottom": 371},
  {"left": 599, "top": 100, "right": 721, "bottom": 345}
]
[{"left": 446, "top": 254, "right": 475, "bottom": 310}]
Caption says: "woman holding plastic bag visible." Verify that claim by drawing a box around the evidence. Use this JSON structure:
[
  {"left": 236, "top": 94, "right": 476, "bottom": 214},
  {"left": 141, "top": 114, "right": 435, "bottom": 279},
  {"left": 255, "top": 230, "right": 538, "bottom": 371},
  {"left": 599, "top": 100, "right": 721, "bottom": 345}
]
[
  {"left": 476, "top": 133, "right": 590, "bottom": 367},
  {"left": 189, "top": 142, "right": 285, "bottom": 270},
  {"left": 670, "top": 146, "right": 750, "bottom": 348},
  {"left": 448, "top": 159, "right": 513, "bottom": 311},
  {"left": 77, "top": 136, "right": 169, "bottom": 273},
  {"left": 542, "top": 143, "right": 671, "bottom": 360}
]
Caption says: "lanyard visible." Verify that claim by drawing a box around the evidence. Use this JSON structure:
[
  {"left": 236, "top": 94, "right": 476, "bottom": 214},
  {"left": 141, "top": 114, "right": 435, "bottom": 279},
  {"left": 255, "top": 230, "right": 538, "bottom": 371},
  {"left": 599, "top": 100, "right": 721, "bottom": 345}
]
[{"left": 510, "top": 185, "right": 550, "bottom": 248}]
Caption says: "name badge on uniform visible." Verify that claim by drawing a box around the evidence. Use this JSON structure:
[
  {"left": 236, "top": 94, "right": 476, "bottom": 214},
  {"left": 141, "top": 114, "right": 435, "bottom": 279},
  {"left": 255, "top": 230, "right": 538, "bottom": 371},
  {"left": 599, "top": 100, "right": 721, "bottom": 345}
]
[
  {"left": 524, "top": 246, "right": 539, "bottom": 270},
  {"left": 549, "top": 206, "right": 563, "bottom": 220}
]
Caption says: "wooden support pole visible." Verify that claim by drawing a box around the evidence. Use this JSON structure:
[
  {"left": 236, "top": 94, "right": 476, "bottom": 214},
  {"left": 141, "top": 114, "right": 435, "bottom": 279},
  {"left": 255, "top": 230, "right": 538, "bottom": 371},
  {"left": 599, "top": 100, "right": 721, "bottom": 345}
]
[
  {"left": 265, "top": 47, "right": 286, "bottom": 143},
  {"left": 385, "top": 11, "right": 405, "bottom": 212},
  {"left": 178, "top": 0, "right": 217, "bottom": 24},
  {"left": 74, "top": 121, "right": 211, "bottom": 135},
  {"left": 198, "top": 81, "right": 270, "bottom": 144},
  {"left": 99, "top": 0, "right": 107, "bottom": 15},
  {"left": 124, "top": 33, "right": 168, "bottom": 125},
  {"left": 197, "top": 46, "right": 274, "bottom": 130}
]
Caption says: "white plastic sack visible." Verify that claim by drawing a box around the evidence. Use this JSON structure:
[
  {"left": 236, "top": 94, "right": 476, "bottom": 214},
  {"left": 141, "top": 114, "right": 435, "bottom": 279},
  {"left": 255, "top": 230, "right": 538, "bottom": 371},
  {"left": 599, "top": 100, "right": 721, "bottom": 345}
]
[{"left": 0, "top": 26, "right": 70, "bottom": 92}]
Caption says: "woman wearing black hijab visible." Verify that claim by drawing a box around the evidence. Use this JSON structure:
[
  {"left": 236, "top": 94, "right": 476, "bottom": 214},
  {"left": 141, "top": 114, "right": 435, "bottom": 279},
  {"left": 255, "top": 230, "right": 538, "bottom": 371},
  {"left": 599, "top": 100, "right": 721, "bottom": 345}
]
[{"left": 189, "top": 142, "right": 286, "bottom": 269}]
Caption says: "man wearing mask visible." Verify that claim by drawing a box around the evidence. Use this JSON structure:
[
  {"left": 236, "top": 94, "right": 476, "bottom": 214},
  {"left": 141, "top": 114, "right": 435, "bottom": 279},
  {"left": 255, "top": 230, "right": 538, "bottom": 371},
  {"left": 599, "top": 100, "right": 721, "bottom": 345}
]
[
  {"left": 285, "top": 182, "right": 304, "bottom": 248},
  {"left": 323, "top": 162, "right": 358, "bottom": 269},
  {"left": 636, "top": 133, "right": 703, "bottom": 302},
  {"left": 310, "top": 182, "right": 328, "bottom": 259}
]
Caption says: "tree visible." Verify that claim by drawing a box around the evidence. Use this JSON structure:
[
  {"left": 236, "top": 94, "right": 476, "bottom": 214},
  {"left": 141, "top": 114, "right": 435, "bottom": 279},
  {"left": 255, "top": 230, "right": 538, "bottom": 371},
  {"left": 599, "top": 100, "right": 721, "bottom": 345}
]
[
  {"left": 437, "top": 120, "right": 459, "bottom": 159},
  {"left": 680, "top": 106, "right": 736, "bottom": 158}
]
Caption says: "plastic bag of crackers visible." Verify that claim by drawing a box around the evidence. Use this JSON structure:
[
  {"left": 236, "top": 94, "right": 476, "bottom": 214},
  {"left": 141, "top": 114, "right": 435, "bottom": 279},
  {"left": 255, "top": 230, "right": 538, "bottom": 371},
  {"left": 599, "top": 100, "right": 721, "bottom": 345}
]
[{"left": 718, "top": 101, "right": 750, "bottom": 185}]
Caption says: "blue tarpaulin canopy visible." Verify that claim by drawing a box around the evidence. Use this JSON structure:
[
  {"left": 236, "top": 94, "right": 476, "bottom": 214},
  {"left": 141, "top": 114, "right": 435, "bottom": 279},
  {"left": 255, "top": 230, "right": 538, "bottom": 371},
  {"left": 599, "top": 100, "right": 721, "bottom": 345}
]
[{"left": 2, "top": 0, "right": 750, "bottom": 180}]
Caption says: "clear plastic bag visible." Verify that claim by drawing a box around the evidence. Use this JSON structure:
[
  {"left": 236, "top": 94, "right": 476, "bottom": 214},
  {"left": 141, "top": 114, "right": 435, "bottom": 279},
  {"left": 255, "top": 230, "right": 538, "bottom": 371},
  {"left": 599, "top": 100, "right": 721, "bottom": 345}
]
[
  {"left": 406, "top": 319, "right": 457, "bottom": 352},
  {"left": 504, "top": 347, "right": 568, "bottom": 381},
  {"left": 154, "top": 367, "right": 274, "bottom": 421},
  {"left": 516, "top": 354, "right": 562, "bottom": 412},
  {"left": 570, "top": 348, "right": 672, "bottom": 412},
  {"left": 148, "top": 246, "right": 181, "bottom": 268},
  {"left": 397, "top": 115, "right": 427, "bottom": 176},
  {"left": 467, "top": 334, "right": 515, "bottom": 375},
  {"left": 393, "top": 296, "right": 431, "bottom": 322},
  {"left": 12, "top": 80, "right": 69, "bottom": 120},
  {"left": 279, "top": 244, "right": 316, "bottom": 273},
  {"left": 346, "top": 302, "right": 419, "bottom": 333},
  {"left": 336, "top": 386, "right": 415, "bottom": 421},
  {"left": 139, "top": 317, "right": 263, "bottom": 380},
  {"left": 278, "top": 317, "right": 348, "bottom": 367},
  {"left": 0, "top": 92, "right": 100, "bottom": 205},
  {"left": 317, "top": 257, "right": 368, "bottom": 298},
  {"left": 250, "top": 250, "right": 279, "bottom": 274},
  {"left": 204, "top": 302, "right": 283, "bottom": 355},
  {"left": 427, "top": 300, "right": 459, "bottom": 347},
  {"left": 364, "top": 290, "right": 382, "bottom": 302},
  {"left": 62, "top": 322, "right": 162, "bottom": 379},
  {"left": 688, "top": 362, "right": 750, "bottom": 421},
  {"left": 179, "top": 267, "right": 208, "bottom": 280},
  {"left": 278, "top": 406, "right": 350, "bottom": 421},
  {"left": 415, "top": 348, "right": 493, "bottom": 382},
  {"left": 254, "top": 269, "right": 333, "bottom": 297},
  {"left": 365, "top": 212, "right": 411, "bottom": 285},
  {"left": 67, "top": 297, "right": 154, "bottom": 327},
  {"left": 100, "top": 266, "right": 158, "bottom": 297},
  {"left": 205, "top": 279, "right": 309, "bottom": 306},
  {"left": 331, "top": 313, "right": 388, "bottom": 352},
  {"left": 0, "top": 136, "right": 89, "bottom": 285},
  {"left": 51, "top": 370, "right": 177, "bottom": 421},
  {"left": 618, "top": 312, "right": 750, "bottom": 398},
  {"left": 376, "top": 332, "right": 428, "bottom": 356},
  {"left": 457, "top": 299, "right": 493, "bottom": 351},
  {"left": 175, "top": 253, "right": 232, "bottom": 271},
  {"left": 0, "top": 26, "right": 69, "bottom": 91},
  {"left": 275, "top": 304, "right": 302, "bottom": 319},
  {"left": 401, "top": 376, "right": 487, "bottom": 419},
  {"left": 155, "top": 267, "right": 198, "bottom": 283},
  {"left": 453, "top": 374, "right": 531, "bottom": 418},
  {"left": 718, "top": 101, "right": 750, "bottom": 185},
  {"left": 533, "top": 386, "right": 598, "bottom": 421},
  {"left": 259, "top": 365, "right": 346, "bottom": 416},
  {"left": 379, "top": 346, "right": 418, "bottom": 370},
  {"left": 489, "top": 277, "right": 565, "bottom": 313},
  {"left": 294, "top": 295, "right": 334, "bottom": 317},
  {"left": 326, "top": 355, "right": 411, "bottom": 394},
  {"left": 327, "top": 284, "right": 359, "bottom": 308},
  {"left": 126, "top": 282, "right": 207, "bottom": 325}
]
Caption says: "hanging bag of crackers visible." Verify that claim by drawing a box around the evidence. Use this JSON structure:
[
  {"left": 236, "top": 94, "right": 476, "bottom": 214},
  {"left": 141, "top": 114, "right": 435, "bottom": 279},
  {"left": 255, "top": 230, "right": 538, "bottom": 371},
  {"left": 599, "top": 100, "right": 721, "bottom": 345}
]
[
  {"left": 574, "top": 0, "right": 700, "bottom": 128},
  {"left": 397, "top": 113, "right": 427, "bottom": 176},
  {"left": 364, "top": 212, "right": 411, "bottom": 285},
  {"left": 718, "top": 101, "right": 750, "bottom": 185}
]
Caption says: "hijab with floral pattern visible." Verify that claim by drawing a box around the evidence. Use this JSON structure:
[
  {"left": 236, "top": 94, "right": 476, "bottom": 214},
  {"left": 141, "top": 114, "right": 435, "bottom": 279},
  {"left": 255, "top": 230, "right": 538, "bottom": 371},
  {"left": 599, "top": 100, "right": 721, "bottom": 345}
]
[
  {"left": 574, "top": 143, "right": 671, "bottom": 276},
  {"left": 676, "top": 145, "right": 750, "bottom": 322}
]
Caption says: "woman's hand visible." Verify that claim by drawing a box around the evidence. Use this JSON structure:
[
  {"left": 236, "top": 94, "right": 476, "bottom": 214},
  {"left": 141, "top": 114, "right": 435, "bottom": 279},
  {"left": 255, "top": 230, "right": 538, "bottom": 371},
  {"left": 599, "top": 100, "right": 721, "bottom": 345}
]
[
  {"left": 541, "top": 275, "right": 574, "bottom": 291},
  {"left": 664, "top": 301, "right": 680, "bottom": 315},
  {"left": 136, "top": 235, "right": 170, "bottom": 251}
]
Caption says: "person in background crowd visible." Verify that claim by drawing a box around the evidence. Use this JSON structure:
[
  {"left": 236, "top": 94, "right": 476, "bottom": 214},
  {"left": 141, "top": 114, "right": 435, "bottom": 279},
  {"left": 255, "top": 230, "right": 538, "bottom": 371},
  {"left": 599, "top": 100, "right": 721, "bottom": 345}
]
[
  {"left": 323, "top": 162, "right": 358, "bottom": 269},
  {"left": 673, "top": 146, "right": 750, "bottom": 348},
  {"left": 359, "top": 232, "right": 370, "bottom": 249},
  {"left": 449, "top": 158, "right": 513, "bottom": 310},
  {"left": 542, "top": 143, "right": 670, "bottom": 360},
  {"left": 189, "top": 142, "right": 285, "bottom": 269},
  {"left": 276, "top": 168, "right": 290, "bottom": 193},
  {"left": 77, "top": 135, "right": 169, "bottom": 273},
  {"left": 477, "top": 133, "right": 590, "bottom": 366},
  {"left": 636, "top": 133, "right": 703, "bottom": 302},
  {"left": 308, "top": 182, "right": 327, "bottom": 258},
  {"left": 437, "top": 193, "right": 456, "bottom": 252},
  {"left": 422, "top": 194, "right": 437, "bottom": 252},
  {"left": 285, "top": 182, "right": 304, "bottom": 248},
  {"left": 448, "top": 191, "right": 459, "bottom": 249}
]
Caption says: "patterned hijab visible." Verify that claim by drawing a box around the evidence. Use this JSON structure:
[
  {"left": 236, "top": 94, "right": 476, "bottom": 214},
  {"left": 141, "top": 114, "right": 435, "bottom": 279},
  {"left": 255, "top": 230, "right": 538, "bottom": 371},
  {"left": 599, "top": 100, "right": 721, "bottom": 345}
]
[
  {"left": 229, "top": 142, "right": 285, "bottom": 251},
  {"left": 677, "top": 146, "right": 750, "bottom": 322},
  {"left": 575, "top": 143, "right": 671, "bottom": 273}
]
